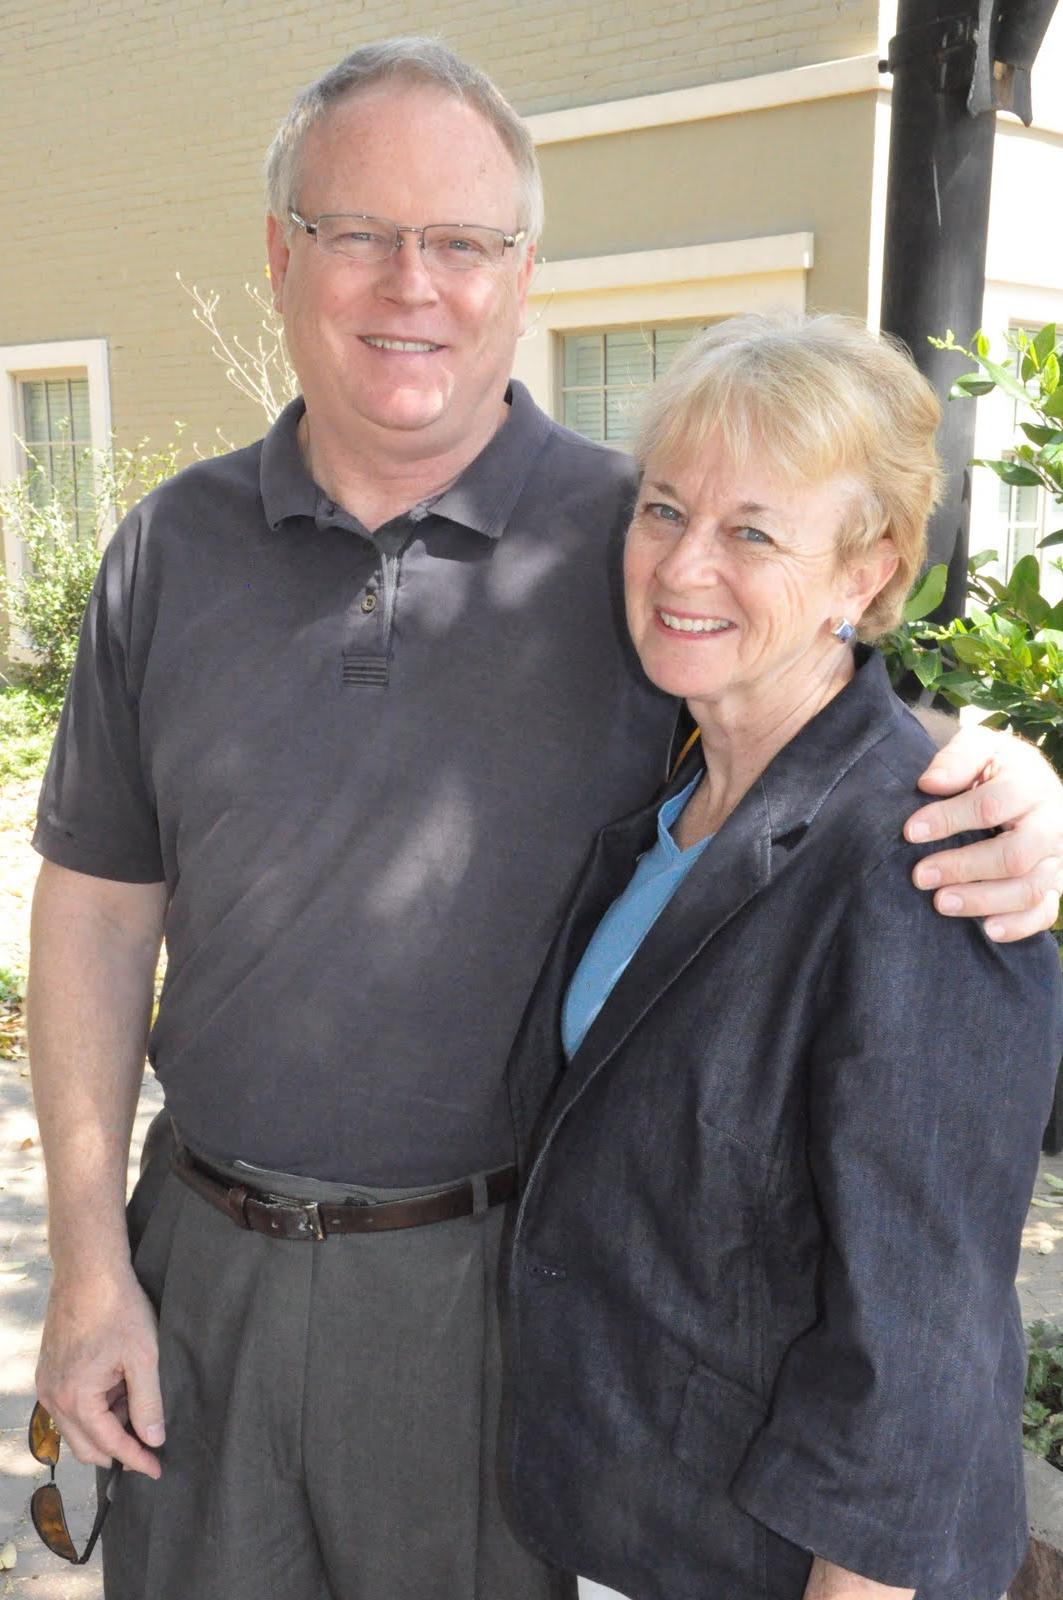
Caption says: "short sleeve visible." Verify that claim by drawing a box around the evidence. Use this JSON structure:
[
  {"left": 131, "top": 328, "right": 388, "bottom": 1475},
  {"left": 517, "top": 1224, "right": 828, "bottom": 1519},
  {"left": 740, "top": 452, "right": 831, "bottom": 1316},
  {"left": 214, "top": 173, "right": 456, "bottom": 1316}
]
[{"left": 33, "top": 511, "right": 165, "bottom": 883}]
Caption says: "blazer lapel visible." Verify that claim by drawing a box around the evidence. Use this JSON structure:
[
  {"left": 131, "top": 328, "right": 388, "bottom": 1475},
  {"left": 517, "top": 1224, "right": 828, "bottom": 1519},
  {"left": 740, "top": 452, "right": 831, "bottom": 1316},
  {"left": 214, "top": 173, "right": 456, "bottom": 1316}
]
[
  {"left": 542, "top": 777, "right": 773, "bottom": 1134},
  {"left": 506, "top": 797, "right": 662, "bottom": 1169}
]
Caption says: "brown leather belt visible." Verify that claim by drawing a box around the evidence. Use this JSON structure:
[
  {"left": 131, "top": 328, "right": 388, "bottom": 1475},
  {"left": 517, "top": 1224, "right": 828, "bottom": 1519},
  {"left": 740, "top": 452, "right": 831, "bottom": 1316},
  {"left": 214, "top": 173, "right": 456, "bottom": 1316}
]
[{"left": 171, "top": 1141, "right": 517, "bottom": 1241}]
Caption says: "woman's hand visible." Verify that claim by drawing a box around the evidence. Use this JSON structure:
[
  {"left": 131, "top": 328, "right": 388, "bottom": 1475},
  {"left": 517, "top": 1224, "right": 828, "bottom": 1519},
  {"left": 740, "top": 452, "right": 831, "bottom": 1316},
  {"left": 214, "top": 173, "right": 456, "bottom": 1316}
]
[
  {"left": 803, "top": 1555, "right": 915, "bottom": 1600},
  {"left": 906, "top": 724, "right": 1063, "bottom": 941}
]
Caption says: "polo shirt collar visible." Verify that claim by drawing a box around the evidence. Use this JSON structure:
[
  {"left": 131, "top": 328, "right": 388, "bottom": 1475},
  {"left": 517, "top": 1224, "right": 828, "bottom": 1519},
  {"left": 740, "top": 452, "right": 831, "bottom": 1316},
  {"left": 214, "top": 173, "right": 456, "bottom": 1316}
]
[
  {"left": 259, "top": 380, "right": 552, "bottom": 540},
  {"left": 428, "top": 380, "right": 551, "bottom": 540}
]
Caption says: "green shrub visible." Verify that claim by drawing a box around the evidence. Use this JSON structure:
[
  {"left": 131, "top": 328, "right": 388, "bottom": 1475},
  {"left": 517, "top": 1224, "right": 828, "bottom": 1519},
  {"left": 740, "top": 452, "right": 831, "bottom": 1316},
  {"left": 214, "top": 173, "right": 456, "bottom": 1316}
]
[
  {"left": 1025, "top": 1321, "right": 1063, "bottom": 1470},
  {"left": 0, "top": 684, "right": 60, "bottom": 782},
  {"left": 0, "top": 432, "right": 187, "bottom": 698},
  {"left": 0, "top": 965, "right": 24, "bottom": 1007}
]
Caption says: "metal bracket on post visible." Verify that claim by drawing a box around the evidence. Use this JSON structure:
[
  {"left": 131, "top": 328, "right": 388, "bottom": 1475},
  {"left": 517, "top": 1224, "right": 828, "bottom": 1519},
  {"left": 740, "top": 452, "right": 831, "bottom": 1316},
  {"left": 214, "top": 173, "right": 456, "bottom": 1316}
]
[{"left": 880, "top": 13, "right": 980, "bottom": 94}]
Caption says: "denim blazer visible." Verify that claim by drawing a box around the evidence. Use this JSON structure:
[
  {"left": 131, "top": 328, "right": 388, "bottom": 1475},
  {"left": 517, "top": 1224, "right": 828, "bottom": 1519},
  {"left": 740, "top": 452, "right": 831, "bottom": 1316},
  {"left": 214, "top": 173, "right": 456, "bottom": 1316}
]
[{"left": 504, "top": 650, "right": 1063, "bottom": 1600}]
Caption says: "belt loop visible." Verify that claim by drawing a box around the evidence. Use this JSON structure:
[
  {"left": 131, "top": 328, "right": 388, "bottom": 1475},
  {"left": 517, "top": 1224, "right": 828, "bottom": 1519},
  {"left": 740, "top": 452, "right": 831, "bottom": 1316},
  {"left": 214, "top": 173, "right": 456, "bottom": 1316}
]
[
  {"left": 227, "top": 1184, "right": 251, "bottom": 1229},
  {"left": 470, "top": 1173, "right": 488, "bottom": 1218}
]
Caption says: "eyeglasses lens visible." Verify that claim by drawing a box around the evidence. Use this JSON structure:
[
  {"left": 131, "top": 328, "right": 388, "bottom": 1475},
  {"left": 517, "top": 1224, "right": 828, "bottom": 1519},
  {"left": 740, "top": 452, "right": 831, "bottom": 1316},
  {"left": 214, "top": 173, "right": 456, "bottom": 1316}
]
[
  {"left": 30, "top": 1482, "right": 80, "bottom": 1563},
  {"left": 316, "top": 217, "right": 505, "bottom": 270},
  {"left": 27, "top": 1401, "right": 115, "bottom": 1565}
]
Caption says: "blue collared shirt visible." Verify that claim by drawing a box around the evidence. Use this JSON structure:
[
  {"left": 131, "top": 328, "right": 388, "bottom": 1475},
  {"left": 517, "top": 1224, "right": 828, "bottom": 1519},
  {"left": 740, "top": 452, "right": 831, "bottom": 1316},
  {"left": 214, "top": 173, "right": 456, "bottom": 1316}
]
[{"left": 562, "top": 775, "right": 711, "bottom": 1058}]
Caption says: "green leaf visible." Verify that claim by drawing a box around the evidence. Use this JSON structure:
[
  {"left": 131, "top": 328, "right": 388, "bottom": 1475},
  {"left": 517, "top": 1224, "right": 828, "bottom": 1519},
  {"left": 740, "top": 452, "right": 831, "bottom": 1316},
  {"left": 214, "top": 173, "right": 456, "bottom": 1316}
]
[
  {"left": 1044, "top": 386, "right": 1063, "bottom": 419},
  {"left": 1033, "top": 323, "right": 1059, "bottom": 370},
  {"left": 1008, "top": 553, "right": 1045, "bottom": 597},
  {"left": 903, "top": 564, "right": 948, "bottom": 621},
  {"left": 950, "top": 375, "right": 996, "bottom": 399},
  {"left": 974, "top": 330, "right": 991, "bottom": 358},
  {"left": 975, "top": 354, "right": 1035, "bottom": 406},
  {"left": 912, "top": 649, "right": 942, "bottom": 688},
  {"left": 968, "top": 548, "right": 999, "bottom": 571},
  {"left": 1041, "top": 530, "right": 1063, "bottom": 550},
  {"left": 1044, "top": 352, "right": 1061, "bottom": 397},
  {"left": 974, "top": 458, "right": 1044, "bottom": 487},
  {"left": 951, "top": 635, "right": 991, "bottom": 665},
  {"left": 1020, "top": 424, "right": 1063, "bottom": 447}
]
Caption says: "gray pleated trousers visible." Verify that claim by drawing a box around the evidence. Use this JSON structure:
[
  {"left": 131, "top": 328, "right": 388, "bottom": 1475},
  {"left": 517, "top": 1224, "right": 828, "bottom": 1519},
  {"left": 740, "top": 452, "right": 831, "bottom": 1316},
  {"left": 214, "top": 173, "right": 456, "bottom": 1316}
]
[{"left": 101, "top": 1114, "right": 569, "bottom": 1600}]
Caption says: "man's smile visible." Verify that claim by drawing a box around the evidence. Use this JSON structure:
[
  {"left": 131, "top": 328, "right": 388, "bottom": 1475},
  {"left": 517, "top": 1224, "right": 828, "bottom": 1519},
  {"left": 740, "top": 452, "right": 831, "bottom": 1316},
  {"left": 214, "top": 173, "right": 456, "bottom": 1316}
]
[{"left": 359, "top": 335, "right": 444, "bottom": 353}]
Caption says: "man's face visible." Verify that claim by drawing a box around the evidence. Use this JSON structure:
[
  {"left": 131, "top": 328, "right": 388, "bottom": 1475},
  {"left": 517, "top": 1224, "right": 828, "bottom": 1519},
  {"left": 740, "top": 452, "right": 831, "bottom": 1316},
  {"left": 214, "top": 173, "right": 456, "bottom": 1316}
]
[{"left": 266, "top": 85, "right": 535, "bottom": 457}]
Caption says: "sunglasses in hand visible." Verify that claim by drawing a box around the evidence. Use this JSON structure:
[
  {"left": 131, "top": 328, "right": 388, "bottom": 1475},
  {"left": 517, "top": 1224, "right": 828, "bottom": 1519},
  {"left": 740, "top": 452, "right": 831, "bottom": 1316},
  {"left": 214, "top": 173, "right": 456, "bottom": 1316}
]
[{"left": 28, "top": 1401, "right": 122, "bottom": 1564}]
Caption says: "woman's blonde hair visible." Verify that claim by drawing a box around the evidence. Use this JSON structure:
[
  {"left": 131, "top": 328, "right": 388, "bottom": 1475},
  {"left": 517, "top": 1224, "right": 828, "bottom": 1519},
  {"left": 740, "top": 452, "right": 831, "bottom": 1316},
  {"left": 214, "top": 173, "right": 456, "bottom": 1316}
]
[{"left": 632, "top": 312, "right": 944, "bottom": 638}]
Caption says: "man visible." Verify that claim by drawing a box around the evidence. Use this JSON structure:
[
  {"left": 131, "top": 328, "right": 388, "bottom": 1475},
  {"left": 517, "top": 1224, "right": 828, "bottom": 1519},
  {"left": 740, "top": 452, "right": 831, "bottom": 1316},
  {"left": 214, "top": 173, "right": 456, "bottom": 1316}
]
[{"left": 28, "top": 37, "right": 1063, "bottom": 1600}]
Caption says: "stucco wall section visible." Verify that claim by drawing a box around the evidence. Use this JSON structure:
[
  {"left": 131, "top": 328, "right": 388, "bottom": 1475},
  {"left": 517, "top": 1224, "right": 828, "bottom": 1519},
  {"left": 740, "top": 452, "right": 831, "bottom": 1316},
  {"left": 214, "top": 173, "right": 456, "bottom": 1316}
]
[{"left": 537, "top": 94, "right": 878, "bottom": 320}]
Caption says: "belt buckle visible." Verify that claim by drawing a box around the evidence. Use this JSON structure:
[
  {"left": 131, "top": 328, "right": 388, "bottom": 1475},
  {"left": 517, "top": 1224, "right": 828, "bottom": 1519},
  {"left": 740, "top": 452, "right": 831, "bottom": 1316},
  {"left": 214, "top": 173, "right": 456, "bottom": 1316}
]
[{"left": 265, "top": 1193, "right": 326, "bottom": 1241}]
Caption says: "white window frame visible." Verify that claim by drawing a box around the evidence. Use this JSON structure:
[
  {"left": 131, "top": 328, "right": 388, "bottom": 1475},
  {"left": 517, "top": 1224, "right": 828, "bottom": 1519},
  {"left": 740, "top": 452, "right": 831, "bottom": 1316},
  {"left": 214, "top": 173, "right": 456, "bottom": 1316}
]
[
  {"left": 0, "top": 338, "right": 113, "bottom": 573},
  {"left": 510, "top": 233, "right": 814, "bottom": 418},
  {"left": 0, "top": 339, "right": 112, "bottom": 660}
]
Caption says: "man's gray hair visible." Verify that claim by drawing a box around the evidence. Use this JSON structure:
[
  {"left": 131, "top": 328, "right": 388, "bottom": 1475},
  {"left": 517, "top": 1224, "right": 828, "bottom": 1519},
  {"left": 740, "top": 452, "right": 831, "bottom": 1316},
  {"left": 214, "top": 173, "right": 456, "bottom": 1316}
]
[{"left": 265, "top": 37, "right": 544, "bottom": 244}]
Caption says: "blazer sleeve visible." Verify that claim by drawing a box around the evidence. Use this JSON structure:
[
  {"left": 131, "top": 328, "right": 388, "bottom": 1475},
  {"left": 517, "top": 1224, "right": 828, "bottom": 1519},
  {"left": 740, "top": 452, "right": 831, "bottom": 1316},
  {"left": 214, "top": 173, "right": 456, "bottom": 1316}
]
[{"left": 729, "top": 842, "right": 1062, "bottom": 1587}]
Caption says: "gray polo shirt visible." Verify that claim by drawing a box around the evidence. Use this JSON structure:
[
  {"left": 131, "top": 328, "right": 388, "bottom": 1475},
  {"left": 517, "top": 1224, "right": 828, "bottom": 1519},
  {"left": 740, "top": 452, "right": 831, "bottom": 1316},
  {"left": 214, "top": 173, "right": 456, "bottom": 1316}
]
[{"left": 34, "top": 384, "right": 677, "bottom": 1183}]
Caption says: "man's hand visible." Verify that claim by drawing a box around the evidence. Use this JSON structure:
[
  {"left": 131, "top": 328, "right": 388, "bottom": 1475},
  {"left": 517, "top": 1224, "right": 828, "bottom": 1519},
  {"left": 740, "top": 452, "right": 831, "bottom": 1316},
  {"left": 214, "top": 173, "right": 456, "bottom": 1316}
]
[
  {"left": 803, "top": 1555, "right": 914, "bottom": 1600},
  {"left": 906, "top": 724, "right": 1063, "bottom": 941},
  {"left": 36, "top": 1263, "right": 164, "bottom": 1479}
]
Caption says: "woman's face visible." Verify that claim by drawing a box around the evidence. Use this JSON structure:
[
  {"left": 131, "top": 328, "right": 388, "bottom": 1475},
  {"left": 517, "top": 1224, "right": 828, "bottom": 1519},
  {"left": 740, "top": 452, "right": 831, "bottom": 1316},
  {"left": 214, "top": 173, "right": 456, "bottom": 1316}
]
[{"left": 624, "top": 430, "right": 895, "bottom": 728}]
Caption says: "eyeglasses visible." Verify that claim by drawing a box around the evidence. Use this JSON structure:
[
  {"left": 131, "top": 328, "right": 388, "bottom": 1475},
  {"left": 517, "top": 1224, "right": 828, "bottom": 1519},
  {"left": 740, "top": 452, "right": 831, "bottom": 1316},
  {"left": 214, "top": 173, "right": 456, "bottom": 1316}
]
[
  {"left": 28, "top": 1401, "right": 121, "bottom": 1565},
  {"left": 289, "top": 210, "right": 526, "bottom": 271}
]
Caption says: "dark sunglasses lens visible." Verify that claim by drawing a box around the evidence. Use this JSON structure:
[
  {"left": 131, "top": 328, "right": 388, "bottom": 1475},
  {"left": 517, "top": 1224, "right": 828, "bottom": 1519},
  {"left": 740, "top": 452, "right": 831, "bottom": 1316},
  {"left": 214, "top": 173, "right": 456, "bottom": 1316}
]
[
  {"left": 30, "top": 1483, "right": 79, "bottom": 1563},
  {"left": 28, "top": 1402, "right": 61, "bottom": 1467}
]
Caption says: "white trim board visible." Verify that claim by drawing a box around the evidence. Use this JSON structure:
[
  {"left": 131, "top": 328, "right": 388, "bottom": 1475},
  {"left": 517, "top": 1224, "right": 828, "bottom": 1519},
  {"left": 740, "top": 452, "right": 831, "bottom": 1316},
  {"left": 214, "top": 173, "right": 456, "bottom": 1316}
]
[
  {"left": 512, "top": 234, "right": 813, "bottom": 414},
  {"left": 531, "top": 234, "right": 814, "bottom": 299}
]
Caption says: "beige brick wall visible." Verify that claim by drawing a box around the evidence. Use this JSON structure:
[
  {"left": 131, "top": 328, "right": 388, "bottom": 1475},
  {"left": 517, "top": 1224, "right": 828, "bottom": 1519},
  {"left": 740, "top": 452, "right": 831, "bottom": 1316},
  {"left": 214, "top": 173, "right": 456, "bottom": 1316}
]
[{"left": 1, "top": 0, "right": 881, "bottom": 469}]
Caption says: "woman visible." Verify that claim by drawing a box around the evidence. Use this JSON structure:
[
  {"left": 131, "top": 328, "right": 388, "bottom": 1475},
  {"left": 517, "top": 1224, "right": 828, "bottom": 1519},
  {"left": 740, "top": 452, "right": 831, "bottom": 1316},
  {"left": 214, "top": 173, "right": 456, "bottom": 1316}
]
[{"left": 503, "top": 313, "right": 1062, "bottom": 1600}]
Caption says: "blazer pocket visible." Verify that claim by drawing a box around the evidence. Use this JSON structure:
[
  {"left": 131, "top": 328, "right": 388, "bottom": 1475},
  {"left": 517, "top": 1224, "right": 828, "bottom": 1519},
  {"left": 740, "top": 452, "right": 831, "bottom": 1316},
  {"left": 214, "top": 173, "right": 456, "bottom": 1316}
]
[{"left": 672, "top": 1360, "right": 767, "bottom": 1487}]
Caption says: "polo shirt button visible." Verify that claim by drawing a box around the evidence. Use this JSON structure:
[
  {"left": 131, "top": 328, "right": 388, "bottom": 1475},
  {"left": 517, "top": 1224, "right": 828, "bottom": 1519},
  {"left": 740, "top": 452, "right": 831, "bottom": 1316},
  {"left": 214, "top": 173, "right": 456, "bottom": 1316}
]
[{"left": 360, "top": 593, "right": 377, "bottom": 614}]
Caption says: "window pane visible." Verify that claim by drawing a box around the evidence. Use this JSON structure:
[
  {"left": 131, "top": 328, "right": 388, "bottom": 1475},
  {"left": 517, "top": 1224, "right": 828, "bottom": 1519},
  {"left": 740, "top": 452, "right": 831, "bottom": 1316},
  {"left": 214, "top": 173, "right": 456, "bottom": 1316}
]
[
  {"left": 654, "top": 325, "right": 700, "bottom": 375},
  {"left": 605, "top": 389, "right": 646, "bottom": 443},
  {"left": 563, "top": 389, "right": 605, "bottom": 442},
  {"left": 604, "top": 330, "right": 653, "bottom": 388},
  {"left": 70, "top": 378, "right": 91, "bottom": 442},
  {"left": 563, "top": 335, "right": 603, "bottom": 389},
  {"left": 561, "top": 323, "right": 707, "bottom": 445},
  {"left": 21, "top": 381, "right": 48, "bottom": 443},
  {"left": 45, "top": 379, "right": 73, "bottom": 434},
  {"left": 16, "top": 372, "right": 94, "bottom": 535}
]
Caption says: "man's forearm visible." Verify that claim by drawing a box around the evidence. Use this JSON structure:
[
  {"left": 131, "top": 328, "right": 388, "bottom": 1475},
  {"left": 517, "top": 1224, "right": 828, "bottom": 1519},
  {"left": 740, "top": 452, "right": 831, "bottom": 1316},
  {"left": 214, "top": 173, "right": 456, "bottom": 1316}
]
[{"left": 28, "top": 861, "right": 167, "bottom": 1276}]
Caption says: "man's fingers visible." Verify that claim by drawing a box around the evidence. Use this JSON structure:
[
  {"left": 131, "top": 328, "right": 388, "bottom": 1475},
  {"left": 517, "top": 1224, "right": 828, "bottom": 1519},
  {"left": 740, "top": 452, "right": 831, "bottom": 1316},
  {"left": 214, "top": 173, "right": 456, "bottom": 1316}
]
[
  {"left": 40, "top": 1388, "right": 162, "bottom": 1479},
  {"left": 915, "top": 724, "right": 1000, "bottom": 794},
  {"left": 911, "top": 832, "right": 1057, "bottom": 891},
  {"left": 905, "top": 776, "right": 1031, "bottom": 844},
  {"left": 79, "top": 1405, "right": 161, "bottom": 1479},
  {"left": 125, "top": 1355, "right": 166, "bottom": 1449},
  {"left": 40, "top": 1407, "right": 113, "bottom": 1471},
  {"left": 982, "top": 890, "right": 1062, "bottom": 944}
]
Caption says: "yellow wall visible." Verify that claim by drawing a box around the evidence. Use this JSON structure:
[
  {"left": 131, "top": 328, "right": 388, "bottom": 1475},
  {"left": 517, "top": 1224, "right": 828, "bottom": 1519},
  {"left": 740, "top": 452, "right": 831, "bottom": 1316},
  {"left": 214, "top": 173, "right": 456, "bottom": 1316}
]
[{"left": 537, "top": 95, "right": 879, "bottom": 318}]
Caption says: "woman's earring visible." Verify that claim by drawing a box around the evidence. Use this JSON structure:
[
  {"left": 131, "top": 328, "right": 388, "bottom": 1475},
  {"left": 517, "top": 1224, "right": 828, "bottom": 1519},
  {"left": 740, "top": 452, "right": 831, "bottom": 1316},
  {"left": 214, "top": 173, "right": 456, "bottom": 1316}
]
[{"left": 831, "top": 619, "right": 856, "bottom": 643}]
